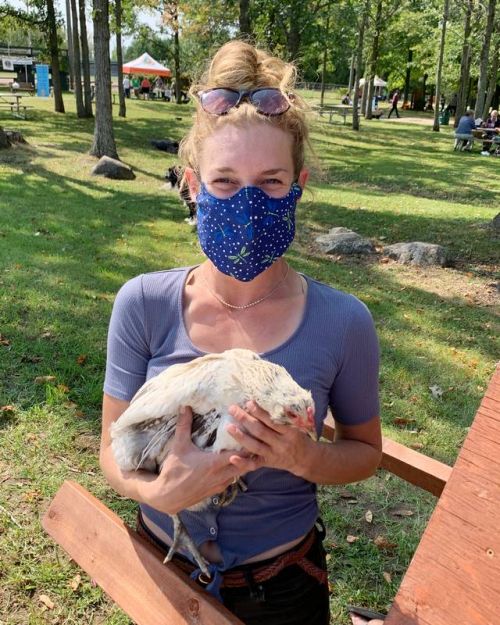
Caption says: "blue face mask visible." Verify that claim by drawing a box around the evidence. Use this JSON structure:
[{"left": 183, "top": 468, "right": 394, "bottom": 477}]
[{"left": 196, "top": 183, "right": 302, "bottom": 282}]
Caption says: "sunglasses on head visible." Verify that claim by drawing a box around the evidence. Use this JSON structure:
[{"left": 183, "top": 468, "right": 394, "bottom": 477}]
[{"left": 198, "top": 87, "right": 292, "bottom": 116}]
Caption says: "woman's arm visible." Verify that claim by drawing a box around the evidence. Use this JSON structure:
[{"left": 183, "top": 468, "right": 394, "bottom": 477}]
[{"left": 100, "top": 394, "right": 262, "bottom": 515}]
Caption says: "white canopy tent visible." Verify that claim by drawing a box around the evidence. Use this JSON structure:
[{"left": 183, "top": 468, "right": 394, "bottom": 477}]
[
  {"left": 359, "top": 75, "right": 388, "bottom": 87},
  {"left": 122, "top": 53, "right": 171, "bottom": 77}
]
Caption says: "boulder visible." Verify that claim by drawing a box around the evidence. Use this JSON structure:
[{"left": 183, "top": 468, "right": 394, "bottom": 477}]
[
  {"left": 6, "top": 130, "right": 27, "bottom": 144},
  {"left": 0, "top": 127, "right": 11, "bottom": 149},
  {"left": 315, "top": 227, "right": 375, "bottom": 255},
  {"left": 492, "top": 213, "right": 500, "bottom": 233},
  {"left": 383, "top": 242, "right": 448, "bottom": 267},
  {"left": 91, "top": 156, "right": 136, "bottom": 180}
]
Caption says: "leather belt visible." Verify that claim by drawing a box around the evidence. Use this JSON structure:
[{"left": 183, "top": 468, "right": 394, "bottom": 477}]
[{"left": 136, "top": 512, "right": 328, "bottom": 588}]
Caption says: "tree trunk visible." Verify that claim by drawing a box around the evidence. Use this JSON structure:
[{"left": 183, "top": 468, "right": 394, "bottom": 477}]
[
  {"left": 348, "top": 54, "right": 355, "bottom": 93},
  {"left": 475, "top": 0, "right": 496, "bottom": 118},
  {"left": 78, "top": 0, "right": 93, "bottom": 117},
  {"left": 403, "top": 48, "right": 412, "bottom": 104},
  {"left": 360, "top": 66, "right": 368, "bottom": 116},
  {"left": 482, "top": 42, "right": 499, "bottom": 119},
  {"left": 432, "top": 0, "right": 449, "bottom": 132},
  {"left": 174, "top": 18, "right": 181, "bottom": 104},
  {"left": 90, "top": 0, "right": 118, "bottom": 159},
  {"left": 287, "top": 10, "right": 301, "bottom": 61},
  {"left": 114, "top": 0, "right": 126, "bottom": 117},
  {"left": 239, "top": 0, "right": 251, "bottom": 36},
  {"left": 352, "top": 0, "right": 370, "bottom": 131},
  {"left": 65, "top": 0, "right": 74, "bottom": 91},
  {"left": 454, "top": 0, "right": 473, "bottom": 127},
  {"left": 70, "top": 0, "right": 85, "bottom": 117},
  {"left": 365, "top": 0, "right": 382, "bottom": 120},
  {"left": 47, "top": 0, "right": 65, "bottom": 113},
  {"left": 320, "top": 16, "right": 330, "bottom": 108}
]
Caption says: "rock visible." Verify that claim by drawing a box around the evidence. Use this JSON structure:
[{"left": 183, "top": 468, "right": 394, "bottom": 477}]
[
  {"left": 6, "top": 130, "right": 27, "bottom": 144},
  {"left": 91, "top": 156, "right": 136, "bottom": 180},
  {"left": 383, "top": 242, "right": 448, "bottom": 267},
  {"left": 315, "top": 227, "right": 375, "bottom": 255},
  {"left": 0, "top": 127, "right": 11, "bottom": 149},
  {"left": 492, "top": 213, "right": 500, "bottom": 232}
]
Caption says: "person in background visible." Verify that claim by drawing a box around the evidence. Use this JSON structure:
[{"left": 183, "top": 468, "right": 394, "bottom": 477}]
[
  {"left": 123, "top": 75, "right": 131, "bottom": 99},
  {"left": 131, "top": 75, "right": 141, "bottom": 98},
  {"left": 163, "top": 84, "right": 172, "bottom": 102},
  {"left": 141, "top": 76, "right": 151, "bottom": 100},
  {"left": 154, "top": 76, "right": 165, "bottom": 100},
  {"left": 446, "top": 93, "right": 457, "bottom": 116},
  {"left": 387, "top": 89, "right": 400, "bottom": 118},
  {"left": 480, "top": 110, "right": 500, "bottom": 156},
  {"left": 454, "top": 109, "right": 476, "bottom": 151}
]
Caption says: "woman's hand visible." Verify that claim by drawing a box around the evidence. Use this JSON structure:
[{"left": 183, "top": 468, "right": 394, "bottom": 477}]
[
  {"left": 226, "top": 401, "right": 314, "bottom": 476},
  {"left": 138, "top": 406, "right": 261, "bottom": 515}
]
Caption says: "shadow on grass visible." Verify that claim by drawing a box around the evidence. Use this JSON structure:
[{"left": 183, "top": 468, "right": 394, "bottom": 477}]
[{"left": 309, "top": 122, "right": 499, "bottom": 206}]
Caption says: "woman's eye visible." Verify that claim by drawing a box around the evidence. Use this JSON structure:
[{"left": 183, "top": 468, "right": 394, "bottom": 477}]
[
  {"left": 213, "top": 178, "right": 236, "bottom": 185},
  {"left": 262, "top": 178, "right": 283, "bottom": 185}
]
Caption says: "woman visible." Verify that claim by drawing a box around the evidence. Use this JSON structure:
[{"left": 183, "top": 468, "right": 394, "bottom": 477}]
[{"left": 100, "top": 40, "right": 382, "bottom": 625}]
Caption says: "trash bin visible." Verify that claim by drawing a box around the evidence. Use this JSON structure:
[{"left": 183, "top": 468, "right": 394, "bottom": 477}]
[{"left": 439, "top": 110, "right": 450, "bottom": 125}]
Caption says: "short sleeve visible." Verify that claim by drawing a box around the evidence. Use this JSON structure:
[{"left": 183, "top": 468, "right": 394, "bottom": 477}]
[
  {"left": 329, "top": 298, "right": 379, "bottom": 425},
  {"left": 103, "top": 275, "right": 150, "bottom": 401}
]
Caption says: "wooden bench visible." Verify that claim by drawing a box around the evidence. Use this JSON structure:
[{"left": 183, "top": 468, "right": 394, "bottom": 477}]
[{"left": 43, "top": 364, "right": 500, "bottom": 625}]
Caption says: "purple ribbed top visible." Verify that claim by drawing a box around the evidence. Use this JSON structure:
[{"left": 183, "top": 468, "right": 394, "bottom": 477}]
[{"left": 104, "top": 266, "right": 379, "bottom": 569}]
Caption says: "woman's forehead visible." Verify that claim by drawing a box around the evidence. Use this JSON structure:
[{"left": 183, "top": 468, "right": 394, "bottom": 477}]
[{"left": 199, "top": 121, "right": 294, "bottom": 174}]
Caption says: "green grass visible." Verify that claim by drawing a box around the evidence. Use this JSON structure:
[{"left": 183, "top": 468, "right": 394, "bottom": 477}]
[{"left": 0, "top": 94, "right": 498, "bottom": 624}]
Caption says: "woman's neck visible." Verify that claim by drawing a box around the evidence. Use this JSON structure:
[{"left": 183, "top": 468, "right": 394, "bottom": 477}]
[{"left": 197, "top": 259, "right": 290, "bottom": 309}]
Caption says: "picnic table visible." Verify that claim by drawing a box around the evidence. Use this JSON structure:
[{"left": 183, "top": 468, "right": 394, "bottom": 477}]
[
  {"left": 312, "top": 103, "right": 384, "bottom": 125},
  {"left": 0, "top": 94, "right": 32, "bottom": 119}
]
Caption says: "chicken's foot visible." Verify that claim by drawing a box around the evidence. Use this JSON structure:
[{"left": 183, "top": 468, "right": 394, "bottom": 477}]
[
  {"left": 163, "top": 514, "right": 211, "bottom": 580},
  {"left": 218, "top": 477, "right": 247, "bottom": 507}
]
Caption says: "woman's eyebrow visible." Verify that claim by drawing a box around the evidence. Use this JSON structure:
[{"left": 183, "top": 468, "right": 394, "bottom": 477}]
[{"left": 213, "top": 167, "right": 288, "bottom": 175}]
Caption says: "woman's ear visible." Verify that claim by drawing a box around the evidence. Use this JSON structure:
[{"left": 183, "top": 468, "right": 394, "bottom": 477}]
[
  {"left": 297, "top": 168, "right": 309, "bottom": 193},
  {"left": 183, "top": 167, "right": 200, "bottom": 203}
]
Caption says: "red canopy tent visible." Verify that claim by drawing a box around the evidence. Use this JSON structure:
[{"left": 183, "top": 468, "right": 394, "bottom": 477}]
[{"left": 122, "top": 53, "right": 171, "bottom": 77}]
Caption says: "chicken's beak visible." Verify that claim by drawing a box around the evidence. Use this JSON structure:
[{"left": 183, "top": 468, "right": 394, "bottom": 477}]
[{"left": 287, "top": 407, "right": 317, "bottom": 440}]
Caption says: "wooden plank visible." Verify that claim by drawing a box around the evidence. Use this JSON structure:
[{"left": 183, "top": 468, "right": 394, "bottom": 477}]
[
  {"left": 385, "top": 364, "right": 500, "bottom": 625},
  {"left": 322, "top": 417, "right": 452, "bottom": 496},
  {"left": 42, "top": 481, "right": 243, "bottom": 625}
]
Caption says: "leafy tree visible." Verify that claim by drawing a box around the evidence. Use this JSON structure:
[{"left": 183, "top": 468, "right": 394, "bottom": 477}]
[{"left": 0, "top": 0, "right": 65, "bottom": 112}]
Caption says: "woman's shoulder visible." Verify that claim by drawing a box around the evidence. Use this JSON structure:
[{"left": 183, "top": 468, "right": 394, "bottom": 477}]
[
  {"left": 305, "top": 274, "right": 371, "bottom": 315},
  {"left": 116, "top": 266, "right": 192, "bottom": 303}
]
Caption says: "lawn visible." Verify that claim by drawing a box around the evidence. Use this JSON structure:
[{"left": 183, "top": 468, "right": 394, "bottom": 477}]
[{"left": 0, "top": 93, "right": 498, "bottom": 624}]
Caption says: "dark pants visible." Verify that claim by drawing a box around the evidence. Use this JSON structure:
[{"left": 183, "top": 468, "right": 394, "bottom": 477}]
[
  {"left": 137, "top": 512, "right": 330, "bottom": 625},
  {"left": 220, "top": 524, "right": 330, "bottom": 625},
  {"left": 388, "top": 104, "right": 400, "bottom": 118}
]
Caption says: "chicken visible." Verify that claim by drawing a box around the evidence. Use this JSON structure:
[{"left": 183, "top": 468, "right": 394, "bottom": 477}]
[{"left": 110, "top": 348, "right": 315, "bottom": 577}]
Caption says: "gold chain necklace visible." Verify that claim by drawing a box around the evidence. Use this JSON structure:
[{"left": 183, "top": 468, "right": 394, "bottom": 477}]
[{"left": 199, "top": 264, "right": 290, "bottom": 310}]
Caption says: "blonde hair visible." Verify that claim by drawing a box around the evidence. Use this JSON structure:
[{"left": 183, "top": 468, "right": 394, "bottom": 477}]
[{"left": 179, "top": 40, "right": 310, "bottom": 179}]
